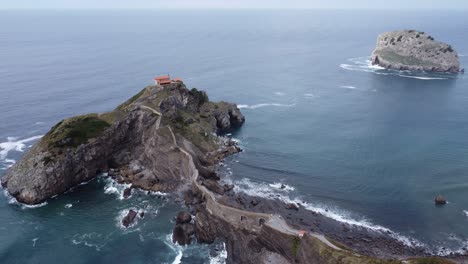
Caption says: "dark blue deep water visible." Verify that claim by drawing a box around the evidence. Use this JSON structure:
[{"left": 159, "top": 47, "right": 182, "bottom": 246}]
[{"left": 0, "top": 9, "right": 467, "bottom": 262}]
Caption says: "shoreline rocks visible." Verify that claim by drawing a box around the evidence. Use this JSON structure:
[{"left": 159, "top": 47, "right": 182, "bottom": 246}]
[{"left": 371, "top": 30, "right": 461, "bottom": 73}]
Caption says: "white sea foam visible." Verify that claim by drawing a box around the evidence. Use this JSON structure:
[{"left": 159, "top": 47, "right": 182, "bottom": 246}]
[
  {"left": 232, "top": 177, "right": 424, "bottom": 248},
  {"left": 464, "top": 210, "right": 468, "bottom": 218},
  {"left": 0, "top": 135, "right": 43, "bottom": 160},
  {"left": 71, "top": 232, "right": 110, "bottom": 251},
  {"left": 65, "top": 203, "right": 73, "bottom": 208},
  {"left": 209, "top": 242, "right": 227, "bottom": 264},
  {"left": 103, "top": 178, "right": 132, "bottom": 200},
  {"left": 21, "top": 202, "right": 48, "bottom": 209},
  {"left": 340, "top": 56, "right": 453, "bottom": 81},
  {"left": 339, "top": 85, "right": 357, "bottom": 89},
  {"left": 32, "top": 237, "right": 39, "bottom": 247},
  {"left": 274, "top": 92, "right": 286, "bottom": 96},
  {"left": 304, "top": 93, "right": 315, "bottom": 97},
  {"left": 164, "top": 234, "right": 184, "bottom": 264},
  {"left": 399, "top": 75, "right": 448, "bottom": 80},
  {"left": 3, "top": 190, "right": 48, "bottom": 209},
  {"left": 269, "top": 182, "right": 295, "bottom": 192},
  {"left": 237, "top": 103, "right": 295, "bottom": 109}
]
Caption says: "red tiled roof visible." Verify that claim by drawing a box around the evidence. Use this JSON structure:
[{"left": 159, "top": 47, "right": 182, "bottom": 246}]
[{"left": 154, "top": 75, "right": 170, "bottom": 81}]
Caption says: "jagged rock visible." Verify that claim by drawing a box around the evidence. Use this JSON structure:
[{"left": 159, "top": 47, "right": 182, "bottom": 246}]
[
  {"left": 371, "top": 30, "right": 461, "bottom": 73},
  {"left": 108, "top": 168, "right": 117, "bottom": 177},
  {"left": 176, "top": 211, "right": 192, "bottom": 224},
  {"left": 172, "top": 223, "right": 195, "bottom": 245},
  {"left": 122, "top": 209, "right": 138, "bottom": 228},
  {"left": 286, "top": 203, "right": 299, "bottom": 210},
  {"left": 123, "top": 188, "right": 132, "bottom": 199},
  {"left": 251, "top": 199, "right": 259, "bottom": 206},
  {"left": 435, "top": 195, "right": 447, "bottom": 205},
  {"left": 1, "top": 83, "right": 243, "bottom": 205},
  {"left": 202, "top": 179, "right": 225, "bottom": 195},
  {"left": 139, "top": 211, "right": 145, "bottom": 218},
  {"left": 224, "top": 184, "right": 235, "bottom": 192}
]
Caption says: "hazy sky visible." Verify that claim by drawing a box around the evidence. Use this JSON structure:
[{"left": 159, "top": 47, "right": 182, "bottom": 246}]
[{"left": 1, "top": 0, "right": 467, "bottom": 9}]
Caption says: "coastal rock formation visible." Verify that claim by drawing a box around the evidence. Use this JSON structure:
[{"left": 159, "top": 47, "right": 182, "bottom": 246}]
[
  {"left": 371, "top": 30, "right": 461, "bottom": 73},
  {"left": 1, "top": 82, "right": 244, "bottom": 204},
  {"left": 2, "top": 80, "right": 462, "bottom": 263},
  {"left": 122, "top": 209, "right": 138, "bottom": 228},
  {"left": 172, "top": 211, "right": 195, "bottom": 245}
]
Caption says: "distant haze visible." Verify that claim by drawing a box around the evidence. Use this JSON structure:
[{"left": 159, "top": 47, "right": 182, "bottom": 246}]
[{"left": 1, "top": 0, "right": 467, "bottom": 9}]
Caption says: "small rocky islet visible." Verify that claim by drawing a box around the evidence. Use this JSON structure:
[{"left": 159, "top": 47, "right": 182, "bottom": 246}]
[
  {"left": 1, "top": 80, "right": 464, "bottom": 263},
  {"left": 371, "top": 30, "right": 462, "bottom": 73}
]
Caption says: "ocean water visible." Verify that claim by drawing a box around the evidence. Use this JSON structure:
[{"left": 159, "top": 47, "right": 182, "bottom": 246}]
[{"left": 0, "top": 9, "right": 467, "bottom": 262}]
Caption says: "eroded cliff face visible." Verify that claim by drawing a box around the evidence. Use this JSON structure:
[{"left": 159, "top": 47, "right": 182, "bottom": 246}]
[
  {"left": 371, "top": 30, "right": 461, "bottom": 73},
  {"left": 1, "top": 83, "right": 244, "bottom": 204}
]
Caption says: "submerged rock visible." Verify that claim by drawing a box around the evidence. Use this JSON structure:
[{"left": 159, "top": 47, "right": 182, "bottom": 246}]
[
  {"left": 123, "top": 188, "right": 132, "bottom": 199},
  {"left": 371, "top": 30, "right": 461, "bottom": 73},
  {"left": 435, "top": 195, "right": 447, "bottom": 205}
]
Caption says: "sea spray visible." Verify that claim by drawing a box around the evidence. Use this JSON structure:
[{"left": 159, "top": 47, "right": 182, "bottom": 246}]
[{"left": 0, "top": 135, "right": 43, "bottom": 160}]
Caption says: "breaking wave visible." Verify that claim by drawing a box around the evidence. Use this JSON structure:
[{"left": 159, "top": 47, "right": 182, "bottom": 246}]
[
  {"left": 0, "top": 135, "right": 43, "bottom": 160},
  {"left": 209, "top": 242, "right": 227, "bottom": 264},
  {"left": 231, "top": 178, "right": 424, "bottom": 249},
  {"left": 340, "top": 56, "right": 453, "bottom": 80},
  {"left": 237, "top": 103, "right": 295, "bottom": 109},
  {"left": 164, "top": 233, "right": 184, "bottom": 264},
  {"left": 103, "top": 177, "right": 132, "bottom": 200},
  {"left": 464, "top": 210, "right": 468, "bottom": 218},
  {"left": 3, "top": 190, "right": 48, "bottom": 209}
]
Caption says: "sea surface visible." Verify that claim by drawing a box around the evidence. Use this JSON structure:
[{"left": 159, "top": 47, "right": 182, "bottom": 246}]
[{"left": 0, "top": 9, "right": 467, "bottom": 263}]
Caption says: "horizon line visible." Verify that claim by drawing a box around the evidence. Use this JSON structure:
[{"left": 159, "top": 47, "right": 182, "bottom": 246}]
[{"left": 0, "top": 7, "right": 467, "bottom": 10}]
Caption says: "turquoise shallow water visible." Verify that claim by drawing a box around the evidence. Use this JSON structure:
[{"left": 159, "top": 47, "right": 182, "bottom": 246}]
[{"left": 0, "top": 9, "right": 468, "bottom": 262}]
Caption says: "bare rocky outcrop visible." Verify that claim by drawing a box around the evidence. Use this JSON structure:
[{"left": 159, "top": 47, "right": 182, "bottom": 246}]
[
  {"left": 371, "top": 30, "right": 461, "bottom": 73},
  {"left": 1, "top": 82, "right": 244, "bottom": 204}
]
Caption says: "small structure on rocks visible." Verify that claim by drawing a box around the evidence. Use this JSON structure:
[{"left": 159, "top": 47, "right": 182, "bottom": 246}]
[{"left": 154, "top": 75, "right": 184, "bottom": 86}]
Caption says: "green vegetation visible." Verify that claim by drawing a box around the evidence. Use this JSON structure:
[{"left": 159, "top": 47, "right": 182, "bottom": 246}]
[
  {"left": 116, "top": 87, "right": 147, "bottom": 111},
  {"left": 190, "top": 88, "right": 209, "bottom": 106},
  {"left": 291, "top": 236, "right": 300, "bottom": 257},
  {"left": 43, "top": 114, "right": 110, "bottom": 149}
]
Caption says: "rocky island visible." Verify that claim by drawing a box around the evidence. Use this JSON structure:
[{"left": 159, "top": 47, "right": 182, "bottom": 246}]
[
  {"left": 1, "top": 81, "right": 464, "bottom": 263},
  {"left": 371, "top": 30, "right": 462, "bottom": 73}
]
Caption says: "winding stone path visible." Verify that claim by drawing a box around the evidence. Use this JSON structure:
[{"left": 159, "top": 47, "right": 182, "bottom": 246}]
[{"left": 165, "top": 124, "right": 344, "bottom": 252}]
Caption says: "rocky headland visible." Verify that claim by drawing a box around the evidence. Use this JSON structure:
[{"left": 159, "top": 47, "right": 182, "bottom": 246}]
[
  {"left": 371, "top": 30, "right": 462, "bottom": 73},
  {"left": 1, "top": 81, "right": 464, "bottom": 263}
]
